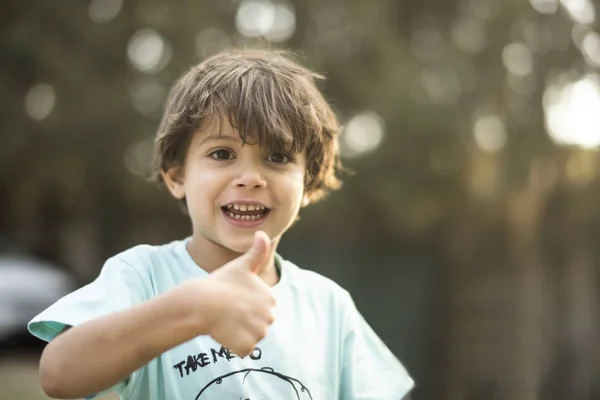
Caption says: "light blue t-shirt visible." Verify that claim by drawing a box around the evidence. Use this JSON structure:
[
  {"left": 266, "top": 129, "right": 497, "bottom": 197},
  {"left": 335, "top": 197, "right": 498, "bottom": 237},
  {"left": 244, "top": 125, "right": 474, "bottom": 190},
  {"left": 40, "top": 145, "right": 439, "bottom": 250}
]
[{"left": 28, "top": 238, "right": 414, "bottom": 400}]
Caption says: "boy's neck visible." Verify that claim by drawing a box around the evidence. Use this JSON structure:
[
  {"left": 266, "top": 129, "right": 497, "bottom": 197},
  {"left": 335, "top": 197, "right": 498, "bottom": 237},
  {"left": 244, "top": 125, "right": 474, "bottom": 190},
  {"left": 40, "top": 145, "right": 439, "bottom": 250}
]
[{"left": 186, "top": 233, "right": 280, "bottom": 286}]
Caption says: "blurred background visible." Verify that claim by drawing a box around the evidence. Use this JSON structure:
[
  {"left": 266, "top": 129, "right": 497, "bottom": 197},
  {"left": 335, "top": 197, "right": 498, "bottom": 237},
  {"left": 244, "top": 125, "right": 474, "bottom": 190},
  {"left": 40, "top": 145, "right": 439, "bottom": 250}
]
[{"left": 2, "top": 0, "right": 600, "bottom": 399}]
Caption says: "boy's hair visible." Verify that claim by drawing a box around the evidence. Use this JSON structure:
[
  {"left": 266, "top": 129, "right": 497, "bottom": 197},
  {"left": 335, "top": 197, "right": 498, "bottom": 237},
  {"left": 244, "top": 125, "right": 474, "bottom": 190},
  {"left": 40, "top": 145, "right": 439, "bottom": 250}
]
[{"left": 152, "top": 48, "right": 343, "bottom": 204}]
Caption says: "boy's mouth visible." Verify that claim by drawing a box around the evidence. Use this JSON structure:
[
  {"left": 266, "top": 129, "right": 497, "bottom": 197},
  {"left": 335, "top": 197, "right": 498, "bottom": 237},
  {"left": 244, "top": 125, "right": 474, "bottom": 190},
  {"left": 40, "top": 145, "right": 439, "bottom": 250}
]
[{"left": 221, "top": 203, "right": 271, "bottom": 221}]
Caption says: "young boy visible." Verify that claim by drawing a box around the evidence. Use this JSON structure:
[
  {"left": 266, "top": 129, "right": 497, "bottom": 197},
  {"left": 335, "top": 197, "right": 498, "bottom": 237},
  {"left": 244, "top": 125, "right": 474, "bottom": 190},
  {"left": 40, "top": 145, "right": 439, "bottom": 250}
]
[{"left": 28, "top": 49, "right": 414, "bottom": 400}]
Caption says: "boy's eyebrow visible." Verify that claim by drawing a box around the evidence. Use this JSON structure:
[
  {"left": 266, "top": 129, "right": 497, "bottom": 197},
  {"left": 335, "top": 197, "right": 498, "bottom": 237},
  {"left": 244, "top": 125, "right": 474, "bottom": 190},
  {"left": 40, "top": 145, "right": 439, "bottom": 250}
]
[{"left": 199, "top": 134, "right": 240, "bottom": 146}]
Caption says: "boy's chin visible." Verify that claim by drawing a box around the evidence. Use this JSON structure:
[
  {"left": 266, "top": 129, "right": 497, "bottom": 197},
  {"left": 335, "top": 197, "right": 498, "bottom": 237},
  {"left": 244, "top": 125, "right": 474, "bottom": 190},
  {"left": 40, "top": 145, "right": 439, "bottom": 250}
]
[{"left": 222, "top": 236, "right": 256, "bottom": 255}]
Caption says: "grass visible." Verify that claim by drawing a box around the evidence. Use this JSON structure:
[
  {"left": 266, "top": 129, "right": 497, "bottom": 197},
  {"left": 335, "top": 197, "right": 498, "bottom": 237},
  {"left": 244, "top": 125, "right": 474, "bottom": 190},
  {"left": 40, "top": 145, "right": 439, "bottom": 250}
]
[{"left": 0, "top": 356, "right": 117, "bottom": 400}]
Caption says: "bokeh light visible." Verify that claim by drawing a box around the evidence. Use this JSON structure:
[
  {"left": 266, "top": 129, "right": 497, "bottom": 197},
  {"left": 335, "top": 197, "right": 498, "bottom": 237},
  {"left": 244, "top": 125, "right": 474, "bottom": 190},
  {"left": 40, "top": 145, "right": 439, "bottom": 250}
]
[
  {"left": 235, "top": 0, "right": 296, "bottom": 42},
  {"left": 560, "top": 0, "right": 595, "bottom": 25},
  {"left": 236, "top": 0, "right": 276, "bottom": 38},
  {"left": 341, "top": 112, "right": 385, "bottom": 157},
  {"left": 127, "top": 29, "right": 172, "bottom": 73},
  {"left": 544, "top": 74, "right": 600, "bottom": 148},
  {"left": 264, "top": 4, "right": 296, "bottom": 42},
  {"left": 502, "top": 43, "right": 533, "bottom": 77},
  {"left": 24, "top": 83, "right": 56, "bottom": 121},
  {"left": 473, "top": 114, "right": 508, "bottom": 153},
  {"left": 530, "top": 0, "right": 559, "bottom": 14},
  {"left": 581, "top": 31, "right": 600, "bottom": 67},
  {"left": 88, "top": 0, "right": 122, "bottom": 23}
]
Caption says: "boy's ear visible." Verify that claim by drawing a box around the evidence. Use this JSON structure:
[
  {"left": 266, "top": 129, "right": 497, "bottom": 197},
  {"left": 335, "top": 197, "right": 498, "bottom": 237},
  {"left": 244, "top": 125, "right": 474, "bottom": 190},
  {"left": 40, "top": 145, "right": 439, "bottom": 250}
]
[{"left": 161, "top": 166, "right": 186, "bottom": 199}]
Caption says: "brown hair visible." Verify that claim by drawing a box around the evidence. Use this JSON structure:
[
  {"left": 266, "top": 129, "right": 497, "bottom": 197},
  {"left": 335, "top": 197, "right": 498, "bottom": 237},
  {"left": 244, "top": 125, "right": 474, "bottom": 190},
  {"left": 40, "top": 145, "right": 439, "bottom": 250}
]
[{"left": 152, "top": 48, "right": 343, "bottom": 204}]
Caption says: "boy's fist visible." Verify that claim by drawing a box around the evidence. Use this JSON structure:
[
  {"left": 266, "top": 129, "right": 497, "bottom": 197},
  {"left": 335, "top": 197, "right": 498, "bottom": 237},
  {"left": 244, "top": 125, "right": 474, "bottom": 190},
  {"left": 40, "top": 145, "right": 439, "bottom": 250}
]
[{"left": 191, "top": 231, "right": 277, "bottom": 357}]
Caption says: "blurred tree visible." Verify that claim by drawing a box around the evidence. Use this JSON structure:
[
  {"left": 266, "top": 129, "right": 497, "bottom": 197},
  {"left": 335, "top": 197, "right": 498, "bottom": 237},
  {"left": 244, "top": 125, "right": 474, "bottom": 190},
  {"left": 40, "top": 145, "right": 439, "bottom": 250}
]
[{"left": 3, "top": 0, "right": 600, "bottom": 399}]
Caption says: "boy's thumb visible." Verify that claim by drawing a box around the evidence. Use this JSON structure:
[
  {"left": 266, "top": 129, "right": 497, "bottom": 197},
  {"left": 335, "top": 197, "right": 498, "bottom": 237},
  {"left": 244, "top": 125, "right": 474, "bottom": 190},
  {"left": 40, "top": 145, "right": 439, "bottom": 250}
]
[{"left": 243, "top": 230, "right": 271, "bottom": 274}]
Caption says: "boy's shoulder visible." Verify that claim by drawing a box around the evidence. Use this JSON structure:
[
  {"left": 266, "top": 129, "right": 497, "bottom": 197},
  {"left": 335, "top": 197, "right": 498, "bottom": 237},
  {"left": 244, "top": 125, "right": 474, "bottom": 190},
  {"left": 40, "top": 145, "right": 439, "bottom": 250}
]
[
  {"left": 280, "top": 257, "right": 351, "bottom": 302},
  {"left": 112, "top": 240, "right": 180, "bottom": 261},
  {"left": 104, "top": 239, "right": 188, "bottom": 275}
]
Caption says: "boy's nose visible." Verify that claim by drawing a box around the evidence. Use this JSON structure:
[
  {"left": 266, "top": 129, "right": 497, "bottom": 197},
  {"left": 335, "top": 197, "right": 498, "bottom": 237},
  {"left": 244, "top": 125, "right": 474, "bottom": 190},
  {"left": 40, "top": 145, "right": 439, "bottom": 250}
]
[{"left": 233, "top": 170, "right": 267, "bottom": 189}]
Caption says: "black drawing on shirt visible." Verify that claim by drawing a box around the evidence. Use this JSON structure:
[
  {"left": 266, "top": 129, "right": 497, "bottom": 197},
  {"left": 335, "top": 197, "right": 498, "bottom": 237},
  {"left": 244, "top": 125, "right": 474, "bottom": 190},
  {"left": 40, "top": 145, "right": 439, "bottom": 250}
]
[
  {"left": 174, "top": 346, "right": 262, "bottom": 378},
  {"left": 194, "top": 367, "right": 313, "bottom": 400}
]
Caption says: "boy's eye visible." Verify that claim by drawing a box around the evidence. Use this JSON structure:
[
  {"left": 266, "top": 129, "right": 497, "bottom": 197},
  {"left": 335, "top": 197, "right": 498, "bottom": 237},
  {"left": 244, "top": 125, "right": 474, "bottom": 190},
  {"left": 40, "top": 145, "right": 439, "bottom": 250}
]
[
  {"left": 267, "top": 153, "right": 290, "bottom": 164},
  {"left": 210, "top": 149, "right": 234, "bottom": 160}
]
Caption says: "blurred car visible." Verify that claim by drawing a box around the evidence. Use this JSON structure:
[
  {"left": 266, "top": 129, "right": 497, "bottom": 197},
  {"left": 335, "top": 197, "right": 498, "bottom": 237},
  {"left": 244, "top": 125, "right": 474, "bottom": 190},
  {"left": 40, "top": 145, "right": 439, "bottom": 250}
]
[{"left": 0, "top": 251, "right": 76, "bottom": 352}]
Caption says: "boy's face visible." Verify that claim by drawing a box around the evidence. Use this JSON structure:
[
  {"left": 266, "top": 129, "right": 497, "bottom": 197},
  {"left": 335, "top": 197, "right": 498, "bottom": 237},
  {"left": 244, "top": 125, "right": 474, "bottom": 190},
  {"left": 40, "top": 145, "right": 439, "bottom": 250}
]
[{"left": 165, "top": 116, "right": 307, "bottom": 253}]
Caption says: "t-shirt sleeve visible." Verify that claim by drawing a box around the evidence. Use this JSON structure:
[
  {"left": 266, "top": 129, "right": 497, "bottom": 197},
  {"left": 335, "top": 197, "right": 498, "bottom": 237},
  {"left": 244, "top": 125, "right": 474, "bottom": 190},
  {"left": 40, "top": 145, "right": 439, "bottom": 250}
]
[
  {"left": 339, "top": 291, "right": 414, "bottom": 400},
  {"left": 27, "top": 255, "right": 151, "bottom": 398}
]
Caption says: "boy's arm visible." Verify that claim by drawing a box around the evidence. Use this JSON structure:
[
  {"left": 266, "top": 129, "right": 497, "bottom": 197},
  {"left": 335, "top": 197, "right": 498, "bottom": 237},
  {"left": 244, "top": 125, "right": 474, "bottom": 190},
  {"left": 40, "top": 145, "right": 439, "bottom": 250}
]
[
  {"left": 39, "top": 231, "right": 275, "bottom": 400},
  {"left": 40, "top": 284, "right": 207, "bottom": 399}
]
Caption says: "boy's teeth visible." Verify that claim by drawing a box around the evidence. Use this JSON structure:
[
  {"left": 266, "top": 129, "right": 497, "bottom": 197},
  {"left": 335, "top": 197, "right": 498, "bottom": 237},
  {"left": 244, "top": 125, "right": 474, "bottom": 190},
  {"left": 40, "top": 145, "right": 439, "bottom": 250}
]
[
  {"left": 224, "top": 204, "right": 269, "bottom": 221},
  {"left": 227, "top": 203, "right": 265, "bottom": 211},
  {"left": 223, "top": 209, "right": 268, "bottom": 221},
  {"left": 226, "top": 212, "right": 262, "bottom": 221}
]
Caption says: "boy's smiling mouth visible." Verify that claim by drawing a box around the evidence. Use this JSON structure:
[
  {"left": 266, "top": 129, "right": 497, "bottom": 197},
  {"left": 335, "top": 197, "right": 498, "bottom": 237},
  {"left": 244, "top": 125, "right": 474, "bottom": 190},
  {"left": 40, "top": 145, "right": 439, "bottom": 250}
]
[{"left": 221, "top": 202, "right": 271, "bottom": 227}]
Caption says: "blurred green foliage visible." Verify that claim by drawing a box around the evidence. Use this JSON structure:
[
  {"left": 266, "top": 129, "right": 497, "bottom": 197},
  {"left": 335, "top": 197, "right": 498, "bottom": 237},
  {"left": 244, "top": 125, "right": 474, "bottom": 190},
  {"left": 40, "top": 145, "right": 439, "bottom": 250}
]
[{"left": 3, "top": 0, "right": 600, "bottom": 399}]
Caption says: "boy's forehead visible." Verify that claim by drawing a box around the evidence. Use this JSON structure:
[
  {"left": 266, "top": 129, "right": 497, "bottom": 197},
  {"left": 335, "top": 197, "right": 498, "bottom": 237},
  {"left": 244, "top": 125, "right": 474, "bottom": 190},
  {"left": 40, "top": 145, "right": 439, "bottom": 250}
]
[
  {"left": 195, "top": 120, "right": 256, "bottom": 145},
  {"left": 197, "top": 114, "right": 237, "bottom": 138},
  {"left": 195, "top": 113, "right": 295, "bottom": 150},
  {"left": 193, "top": 115, "right": 245, "bottom": 146}
]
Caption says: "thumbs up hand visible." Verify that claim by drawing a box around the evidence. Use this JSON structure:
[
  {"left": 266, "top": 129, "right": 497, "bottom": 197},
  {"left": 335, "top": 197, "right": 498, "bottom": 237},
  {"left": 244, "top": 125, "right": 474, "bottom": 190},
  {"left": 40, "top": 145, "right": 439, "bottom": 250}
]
[{"left": 187, "top": 231, "right": 277, "bottom": 357}]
